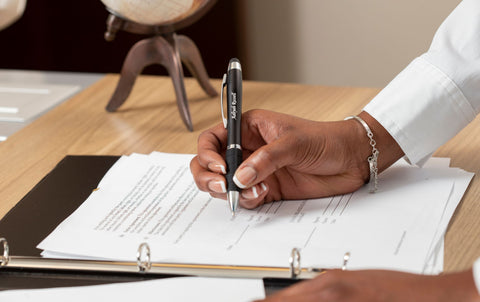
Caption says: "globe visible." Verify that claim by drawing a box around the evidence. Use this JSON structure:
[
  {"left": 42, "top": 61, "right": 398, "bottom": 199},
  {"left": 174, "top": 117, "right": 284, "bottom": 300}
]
[
  {"left": 101, "top": 0, "right": 206, "bottom": 26},
  {"left": 0, "top": 0, "right": 26, "bottom": 31}
]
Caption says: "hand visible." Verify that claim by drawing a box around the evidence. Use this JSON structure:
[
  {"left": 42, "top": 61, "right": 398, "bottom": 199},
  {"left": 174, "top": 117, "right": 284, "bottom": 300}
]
[
  {"left": 190, "top": 109, "right": 403, "bottom": 209},
  {"left": 255, "top": 269, "right": 480, "bottom": 302}
]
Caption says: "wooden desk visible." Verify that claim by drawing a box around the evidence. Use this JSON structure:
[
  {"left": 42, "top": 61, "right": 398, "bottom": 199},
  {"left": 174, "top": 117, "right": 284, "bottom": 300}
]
[{"left": 0, "top": 74, "right": 478, "bottom": 273}]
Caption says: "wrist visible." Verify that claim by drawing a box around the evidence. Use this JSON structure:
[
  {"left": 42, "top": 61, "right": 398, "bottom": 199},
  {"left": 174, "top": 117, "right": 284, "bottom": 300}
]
[
  {"left": 345, "top": 115, "right": 379, "bottom": 192},
  {"left": 357, "top": 111, "right": 404, "bottom": 172},
  {"left": 343, "top": 117, "right": 374, "bottom": 185},
  {"left": 343, "top": 111, "right": 404, "bottom": 189}
]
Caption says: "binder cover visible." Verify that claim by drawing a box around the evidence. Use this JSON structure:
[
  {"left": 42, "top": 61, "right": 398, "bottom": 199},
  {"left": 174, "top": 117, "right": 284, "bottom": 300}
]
[
  {"left": 0, "top": 156, "right": 120, "bottom": 257},
  {"left": 0, "top": 156, "right": 296, "bottom": 293}
]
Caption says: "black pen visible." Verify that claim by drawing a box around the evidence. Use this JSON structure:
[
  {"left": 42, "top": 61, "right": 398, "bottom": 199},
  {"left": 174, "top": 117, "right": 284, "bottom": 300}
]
[{"left": 221, "top": 58, "right": 243, "bottom": 216}]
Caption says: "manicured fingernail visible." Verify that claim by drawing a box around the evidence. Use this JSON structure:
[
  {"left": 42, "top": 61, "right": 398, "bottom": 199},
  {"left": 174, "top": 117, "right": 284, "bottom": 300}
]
[
  {"left": 208, "top": 163, "right": 226, "bottom": 174},
  {"left": 241, "top": 183, "right": 267, "bottom": 200},
  {"left": 218, "top": 165, "right": 226, "bottom": 174},
  {"left": 252, "top": 186, "right": 259, "bottom": 198},
  {"left": 208, "top": 180, "right": 226, "bottom": 193},
  {"left": 233, "top": 166, "right": 257, "bottom": 189},
  {"left": 241, "top": 186, "right": 258, "bottom": 199}
]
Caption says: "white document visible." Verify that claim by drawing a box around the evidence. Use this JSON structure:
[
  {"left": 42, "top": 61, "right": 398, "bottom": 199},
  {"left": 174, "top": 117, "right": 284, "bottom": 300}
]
[
  {"left": 0, "top": 277, "right": 265, "bottom": 302},
  {"left": 0, "top": 82, "right": 80, "bottom": 122},
  {"left": 38, "top": 152, "right": 473, "bottom": 273},
  {"left": 422, "top": 164, "right": 474, "bottom": 274}
]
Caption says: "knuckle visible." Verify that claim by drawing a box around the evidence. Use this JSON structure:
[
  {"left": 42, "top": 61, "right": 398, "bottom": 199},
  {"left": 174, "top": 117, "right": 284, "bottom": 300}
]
[
  {"left": 242, "top": 109, "right": 266, "bottom": 127},
  {"left": 255, "top": 148, "right": 277, "bottom": 169},
  {"left": 191, "top": 170, "right": 213, "bottom": 193},
  {"left": 193, "top": 177, "right": 206, "bottom": 192},
  {"left": 197, "top": 129, "right": 210, "bottom": 143},
  {"left": 189, "top": 157, "right": 203, "bottom": 180},
  {"left": 244, "top": 108, "right": 263, "bottom": 117},
  {"left": 189, "top": 156, "right": 198, "bottom": 170}
]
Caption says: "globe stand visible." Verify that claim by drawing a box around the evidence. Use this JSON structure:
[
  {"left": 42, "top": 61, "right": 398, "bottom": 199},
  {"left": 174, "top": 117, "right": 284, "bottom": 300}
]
[{"left": 104, "top": 13, "right": 218, "bottom": 131}]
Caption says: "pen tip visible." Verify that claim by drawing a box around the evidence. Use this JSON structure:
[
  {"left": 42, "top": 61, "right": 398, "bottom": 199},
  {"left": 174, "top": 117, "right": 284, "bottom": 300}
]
[{"left": 227, "top": 191, "right": 240, "bottom": 216}]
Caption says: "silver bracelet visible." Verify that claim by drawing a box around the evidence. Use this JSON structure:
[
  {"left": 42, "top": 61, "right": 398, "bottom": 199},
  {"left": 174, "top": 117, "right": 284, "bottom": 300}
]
[{"left": 345, "top": 115, "right": 379, "bottom": 193}]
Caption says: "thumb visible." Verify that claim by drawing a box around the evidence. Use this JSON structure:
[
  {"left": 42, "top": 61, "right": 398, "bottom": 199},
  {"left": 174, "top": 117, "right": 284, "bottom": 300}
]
[{"left": 233, "top": 136, "right": 296, "bottom": 188}]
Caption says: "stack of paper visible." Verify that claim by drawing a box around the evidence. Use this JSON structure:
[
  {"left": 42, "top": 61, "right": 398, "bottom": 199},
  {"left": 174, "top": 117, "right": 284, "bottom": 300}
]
[{"left": 38, "top": 152, "right": 473, "bottom": 274}]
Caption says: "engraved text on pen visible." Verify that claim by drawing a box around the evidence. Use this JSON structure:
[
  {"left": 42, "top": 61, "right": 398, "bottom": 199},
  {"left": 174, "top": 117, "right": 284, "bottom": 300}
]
[{"left": 231, "top": 92, "right": 237, "bottom": 120}]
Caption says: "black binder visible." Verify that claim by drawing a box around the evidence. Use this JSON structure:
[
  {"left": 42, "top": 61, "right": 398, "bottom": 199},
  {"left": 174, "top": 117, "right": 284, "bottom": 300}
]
[{"left": 0, "top": 156, "right": 299, "bottom": 293}]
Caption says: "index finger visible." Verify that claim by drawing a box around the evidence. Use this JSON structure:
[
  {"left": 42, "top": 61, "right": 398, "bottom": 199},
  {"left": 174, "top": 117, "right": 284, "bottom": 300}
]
[{"left": 197, "top": 122, "right": 228, "bottom": 174}]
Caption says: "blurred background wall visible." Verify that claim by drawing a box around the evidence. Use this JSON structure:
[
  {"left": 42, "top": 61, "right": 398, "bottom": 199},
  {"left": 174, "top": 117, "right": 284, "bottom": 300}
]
[
  {"left": 238, "top": 0, "right": 462, "bottom": 87},
  {"left": 0, "top": 0, "right": 463, "bottom": 88}
]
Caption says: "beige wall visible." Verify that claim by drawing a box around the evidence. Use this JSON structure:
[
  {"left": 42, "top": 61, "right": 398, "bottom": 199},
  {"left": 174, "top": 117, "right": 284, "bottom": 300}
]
[{"left": 240, "top": 0, "right": 462, "bottom": 87}]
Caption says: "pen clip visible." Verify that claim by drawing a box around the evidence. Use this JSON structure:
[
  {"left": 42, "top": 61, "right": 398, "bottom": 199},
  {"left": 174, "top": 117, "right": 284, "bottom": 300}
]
[{"left": 221, "top": 73, "right": 228, "bottom": 129}]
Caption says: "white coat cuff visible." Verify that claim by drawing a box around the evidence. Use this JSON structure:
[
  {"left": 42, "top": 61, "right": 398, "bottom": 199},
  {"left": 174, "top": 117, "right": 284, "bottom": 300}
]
[{"left": 364, "top": 57, "right": 476, "bottom": 166}]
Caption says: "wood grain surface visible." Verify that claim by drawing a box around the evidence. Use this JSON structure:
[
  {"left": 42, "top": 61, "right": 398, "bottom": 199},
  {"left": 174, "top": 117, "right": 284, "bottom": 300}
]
[{"left": 0, "top": 74, "right": 478, "bottom": 272}]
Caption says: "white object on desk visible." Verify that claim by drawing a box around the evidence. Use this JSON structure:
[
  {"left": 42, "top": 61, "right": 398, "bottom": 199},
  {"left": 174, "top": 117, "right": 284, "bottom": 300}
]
[
  {"left": 0, "top": 69, "right": 102, "bottom": 141},
  {"left": 0, "top": 277, "right": 266, "bottom": 302},
  {"left": 0, "top": 82, "right": 80, "bottom": 122},
  {"left": 0, "top": 120, "right": 24, "bottom": 141}
]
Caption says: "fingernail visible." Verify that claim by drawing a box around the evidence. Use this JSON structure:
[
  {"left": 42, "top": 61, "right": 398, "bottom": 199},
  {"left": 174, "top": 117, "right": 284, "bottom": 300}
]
[
  {"left": 208, "top": 180, "right": 226, "bottom": 193},
  {"left": 218, "top": 165, "right": 226, "bottom": 174},
  {"left": 241, "top": 183, "right": 267, "bottom": 200},
  {"left": 233, "top": 166, "right": 257, "bottom": 189},
  {"left": 252, "top": 186, "right": 259, "bottom": 198},
  {"left": 241, "top": 186, "right": 258, "bottom": 199},
  {"left": 208, "top": 163, "right": 226, "bottom": 174}
]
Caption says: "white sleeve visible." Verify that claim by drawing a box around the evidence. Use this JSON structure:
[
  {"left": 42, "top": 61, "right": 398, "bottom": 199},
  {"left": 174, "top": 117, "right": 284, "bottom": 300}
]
[{"left": 364, "top": 0, "right": 480, "bottom": 166}]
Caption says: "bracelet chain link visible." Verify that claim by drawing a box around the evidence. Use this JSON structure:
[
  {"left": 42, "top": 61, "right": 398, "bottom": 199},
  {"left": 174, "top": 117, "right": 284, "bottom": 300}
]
[{"left": 345, "top": 115, "right": 379, "bottom": 193}]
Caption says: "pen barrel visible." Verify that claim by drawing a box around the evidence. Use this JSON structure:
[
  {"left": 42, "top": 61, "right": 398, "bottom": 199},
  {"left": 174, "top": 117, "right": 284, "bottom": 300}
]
[
  {"left": 226, "top": 148, "right": 243, "bottom": 192},
  {"left": 226, "top": 62, "right": 242, "bottom": 146},
  {"left": 225, "top": 58, "right": 243, "bottom": 193}
]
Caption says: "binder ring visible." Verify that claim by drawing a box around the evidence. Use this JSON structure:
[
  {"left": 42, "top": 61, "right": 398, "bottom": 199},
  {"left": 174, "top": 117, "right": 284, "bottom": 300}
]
[
  {"left": 0, "top": 238, "right": 9, "bottom": 266},
  {"left": 136, "top": 242, "right": 151, "bottom": 272},
  {"left": 342, "top": 252, "right": 350, "bottom": 271},
  {"left": 289, "top": 248, "right": 301, "bottom": 278}
]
